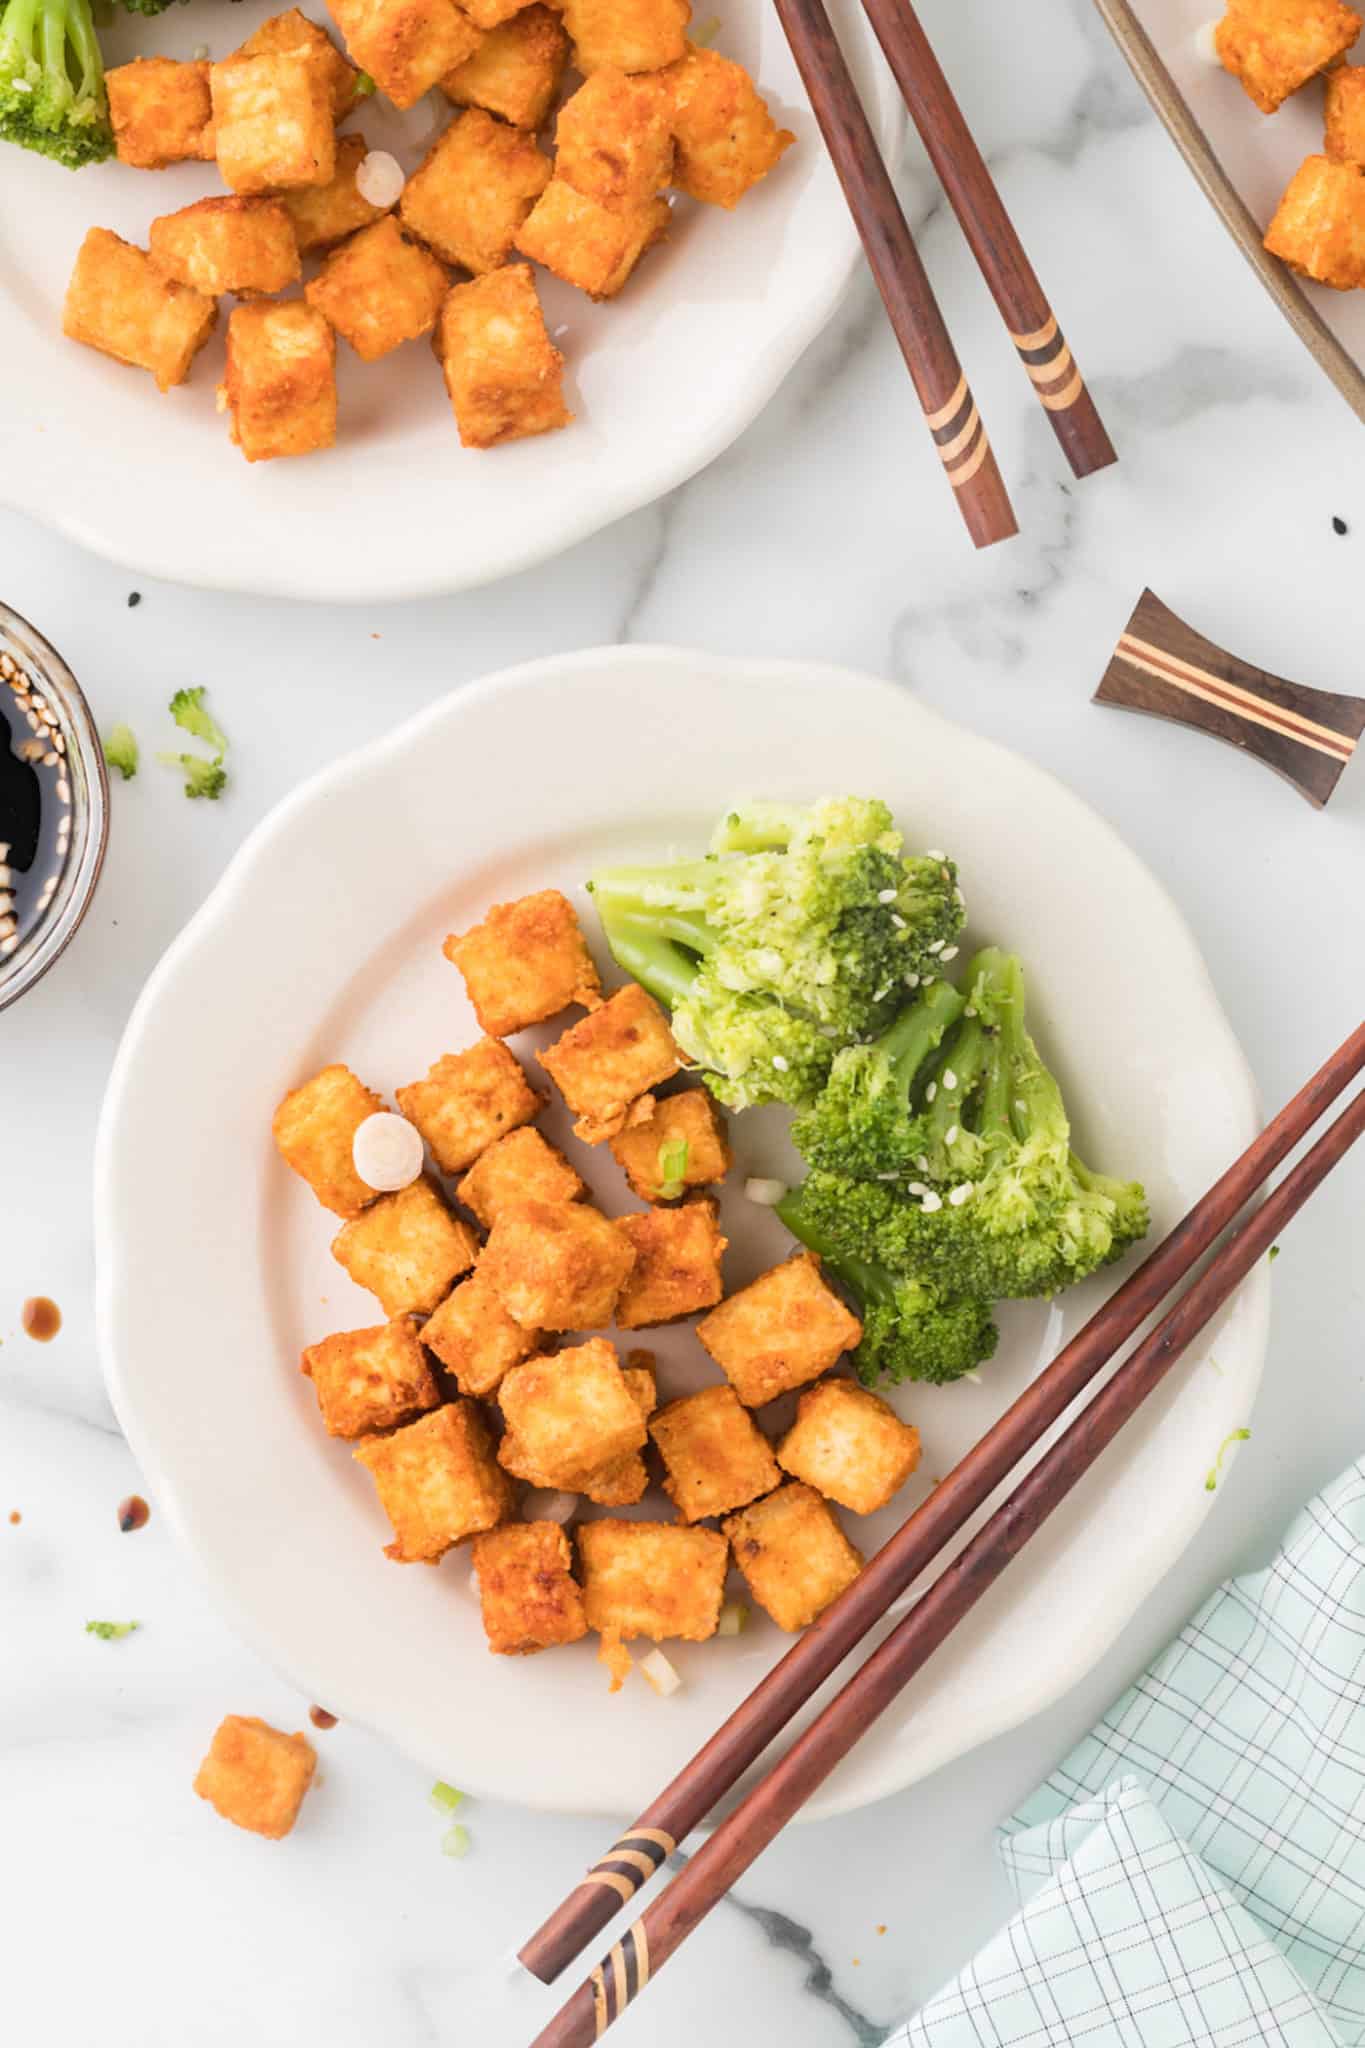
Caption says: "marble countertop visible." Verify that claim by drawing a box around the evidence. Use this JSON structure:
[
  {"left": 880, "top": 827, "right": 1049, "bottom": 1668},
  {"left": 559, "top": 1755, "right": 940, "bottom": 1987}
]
[{"left": 3, "top": 1, "right": 1363, "bottom": 2042}]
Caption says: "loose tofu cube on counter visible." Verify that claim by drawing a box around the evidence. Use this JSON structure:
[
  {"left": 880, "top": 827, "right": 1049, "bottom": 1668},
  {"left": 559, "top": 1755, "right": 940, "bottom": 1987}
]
[
  {"left": 400, "top": 109, "right": 552, "bottom": 271},
  {"left": 444, "top": 889, "right": 601, "bottom": 1036},
  {"left": 1326, "top": 62, "right": 1365, "bottom": 160},
  {"left": 107, "top": 57, "right": 215, "bottom": 168},
  {"left": 1215, "top": 0, "right": 1360, "bottom": 111},
  {"left": 482, "top": 1198, "right": 636, "bottom": 1329},
  {"left": 211, "top": 51, "right": 337, "bottom": 193},
  {"left": 235, "top": 7, "right": 365, "bottom": 120},
  {"left": 538, "top": 982, "right": 681, "bottom": 1141},
  {"left": 614, "top": 1197, "right": 727, "bottom": 1329},
  {"left": 578, "top": 1519, "right": 727, "bottom": 1645},
  {"left": 63, "top": 229, "right": 217, "bottom": 394},
  {"left": 284, "top": 133, "right": 392, "bottom": 251},
  {"left": 777, "top": 1380, "right": 921, "bottom": 1516},
  {"left": 609, "top": 1088, "right": 732, "bottom": 1202},
  {"left": 354, "top": 1400, "right": 513, "bottom": 1560},
  {"left": 555, "top": 68, "right": 674, "bottom": 209},
  {"left": 561, "top": 0, "right": 689, "bottom": 73},
  {"left": 697, "top": 1252, "right": 862, "bottom": 1407},
  {"left": 1265, "top": 153, "right": 1365, "bottom": 286},
  {"left": 724, "top": 1481, "right": 862, "bottom": 1631},
  {"left": 220, "top": 301, "right": 338, "bottom": 462},
  {"left": 332, "top": 1176, "right": 478, "bottom": 1315},
  {"left": 662, "top": 43, "right": 794, "bottom": 207},
  {"left": 272, "top": 1062, "right": 386, "bottom": 1216},
  {"left": 472, "top": 1521, "right": 588, "bottom": 1653},
  {"left": 194, "top": 1716, "right": 317, "bottom": 1839},
  {"left": 441, "top": 5, "right": 569, "bottom": 128},
  {"left": 149, "top": 196, "right": 301, "bottom": 299},
  {"left": 420, "top": 1263, "right": 544, "bottom": 1397},
  {"left": 458, "top": 1125, "right": 585, "bottom": 1228},
  {"left": 327, "top": 0, "right": 482, "bottom": 107},
  {"left": 650, "top": 1383, "right": 781, "bottom": 1522},
  {"left": 396, "top": 1039, "right": 541, "bottom": 1175},
  {"left": 306, "top": 216, "right": 448, "bottom": 360},
  {"left": 498, "top": 1337, "right": 647, "bottom": 1487},
  {"left": 515, "top": 177, "right": 670, "bottom": 298},
  {"left": 436, "top": 266, "right": 572, "bottom": 449},
  {"left": 301, "top": 1317, "right": 441, "bottom": 1437},
  {"left": 579, "top": 1356, "right": 656, "bottom": 1506}
]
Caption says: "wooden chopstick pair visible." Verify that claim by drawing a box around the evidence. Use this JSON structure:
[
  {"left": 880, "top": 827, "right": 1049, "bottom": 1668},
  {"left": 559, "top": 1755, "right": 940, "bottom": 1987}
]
[
  {"left": 522, "top": 1018, "right": 1365, "bottom": 2046},
  {"left": 778, "top": 0, "right": 1116, "bottom": 548}
]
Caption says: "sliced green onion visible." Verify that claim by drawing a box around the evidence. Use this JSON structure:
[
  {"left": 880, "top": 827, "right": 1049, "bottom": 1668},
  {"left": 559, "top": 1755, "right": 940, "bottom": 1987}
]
[
  {"left": 429, "top": 1780, "right": 465, "bottom": 1813},
  {"left": 657, "top": 1137, "right": 689, "bottom": 1198},
  {"left": 355, "top": 69, "right": 377, "bottom": 95},
  {"left": 441, "top": 1823, "right": 472, "bottom": 1858},
  {"left": 85, "top": 1619, "right": 140, "bottom": 1640}
]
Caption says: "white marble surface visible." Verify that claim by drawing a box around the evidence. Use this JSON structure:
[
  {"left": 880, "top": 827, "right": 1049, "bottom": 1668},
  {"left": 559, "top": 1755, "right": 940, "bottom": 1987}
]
[{"left": 3, "top": 0, "right": 1364, "bottom": 2042}]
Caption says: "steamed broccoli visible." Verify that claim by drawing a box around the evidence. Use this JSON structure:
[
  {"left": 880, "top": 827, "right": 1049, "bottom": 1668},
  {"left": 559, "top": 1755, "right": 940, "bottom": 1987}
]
[
  {"left": 0, "top": 0, "right": 113, "bottom": 166},
  {"left": 159, "top": 750, "right": 226, "bottom": 800},
  {"left": 790, "top": 977, "right": 968, "bottom": 1179},
  {"left": 169, "top": 685, "right": 228, "bottom": 757}
]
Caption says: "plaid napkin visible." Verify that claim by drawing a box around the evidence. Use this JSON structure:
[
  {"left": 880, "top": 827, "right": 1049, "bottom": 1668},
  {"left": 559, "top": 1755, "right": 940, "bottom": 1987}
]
[{"left": 888, "top": 1455, "right": 1365, "bottom": 2048}]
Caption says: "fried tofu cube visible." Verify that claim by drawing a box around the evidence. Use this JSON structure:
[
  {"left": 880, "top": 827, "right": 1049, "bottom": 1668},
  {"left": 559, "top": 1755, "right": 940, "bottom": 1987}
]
[
  {"left": 777, "top": 1380, "right": 921, "bottom": 1515},
  {"left": 107, "top": 57, "right": 215, "bottom": 168},
  {"left": 283, "top": 132, "right": 392, "bottom": 251},
  {"left": 458, "top": 1125, "right": 586, "bottom": 1229},
  {"left": 650, "top": 1383, "right": 780, "bottom": 1522},
  {"left": 482, "top": 1198, "right": 636, "bottom": 1330},
  {"left": 724, "top": 1481, "right": 862, "bottom": 1631},
  {"left": 220, "top": 301, "right": 337, "bottom": 462},
  {"left": 444, "top": 888, "right": 601, "bottom": 1037},
  {"left": 1215, "top": 0, "right": 1360, "bottom": 111},
  {"left": 661, "top": 43, "right": 794, "bottom": 207},
  {"left": 614, "top": 1198, "right": 727, "bottom": 1329},
  {"left": 149, "top": 197, "right": 301, "bottom": 299},
  {"left": 561, "top": 0, "right": 689, "bottom": 72},
  {"left": 515, "top": 177, "right": 669, "bottom": 297},
  {"left": 194, "top": 1716, "right": 317, "bottom": 1839},
  {"left": 539, "top": 983, "right": 681, "bottom": 1141},
  {"left": 306, "top": 216, "right": 448, "bottom": 360},
  {"left": 436, "top": 266, "right": 572, "bottom": 450},
  {"left": 396, "top": 1039, "right": 541, "bottom": 1176},
  {"left": 400, "top": 109, "right": 551, "bottom": 271},
  {"left": 579, "top": 1355, "right": 656, "bottom": 1505},
  {"left": 354, "top": 1400, "right": 512, "bottom": 1560},
  {"left": 441, "top": 4, "right": 569, "bottom": 127},
  {"left": 578, "top": 1519, "right": 728, "bottom": 1641},
  {"left": 235, "top": 7, "right": 364, "bottom": 119},
  {"left": 609, "top": 1088, "right": 732, "bottom": 1202},
  {"left": 498, "top": 1337, "right": 647, "bottom": 1486},
  {"left": 272, "top": 1062, "right": 386, "bottom": 1216},
  {"left": 63, "top": 229, "right": 217, "bottom": 395},
  {"left": 697, "top": 1252, "right": 862, "bottom": 1408},
  {"left": 327, "top": 0, "right": 481, "bottom": 107},
  {"left": 1264, "top": 152, "right": 1365, "bottom": 285},
  {"left": 211, "top": 51, "right": 336, "bottom": 193},
  {"left": 463, "top": 0, "right": 536, "bottom": 28},
  {"left": 1326, "top": 62, "right": 1365, "bottom": 159},
  {"left": 555, "top": 68, "right": 674, "bottom": 208},
  {"left": 472, "top": 1521, "right": 588, "bottom": 1653},
  {"left": 301, "top": 1317, "right": 441, "bottom": 1438},
  {"left": 332, "top": 1177, "right": 478, "bottom": 1316},
  {"left": 421, "top": 1263, "right": 544, "bottom": 1396}
]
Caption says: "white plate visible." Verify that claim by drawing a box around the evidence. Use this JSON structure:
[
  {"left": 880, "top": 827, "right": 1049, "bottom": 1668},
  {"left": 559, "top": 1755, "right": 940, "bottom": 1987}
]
[
  {"left": 0, "top": 2, "right": 898, "bottom": 601},
  {"left": 95, "top": 648, "right": 1269, "bottom": 1821}
]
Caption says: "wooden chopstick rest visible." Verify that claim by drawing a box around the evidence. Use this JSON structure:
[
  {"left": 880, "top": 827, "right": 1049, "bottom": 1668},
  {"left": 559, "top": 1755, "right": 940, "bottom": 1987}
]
[{"left": 1095, "top": 588, "right": 1365, "bottom": 808}]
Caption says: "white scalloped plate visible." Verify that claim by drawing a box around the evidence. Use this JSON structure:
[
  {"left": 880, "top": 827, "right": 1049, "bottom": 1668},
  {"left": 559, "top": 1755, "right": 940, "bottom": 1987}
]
[{"left": 95, "top": 648, "right": 1269, "bottom": 1820}]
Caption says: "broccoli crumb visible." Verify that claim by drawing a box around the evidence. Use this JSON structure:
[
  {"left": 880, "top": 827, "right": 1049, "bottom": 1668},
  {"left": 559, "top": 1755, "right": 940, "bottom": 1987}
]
[
  {"left": 102, "top": 723, "right": 139, "bottom": 781},
  {"left": 159, "top": 752, "right": 226, "bottom": 800},
  {"left": 160, "top": 686, "right": 229, "bottom": 799},
  {"left": 85, "top": 1619, "right": 140, "bottom": 1640},
  {"left": 1268, "top": 1245, "right": 1281, "bottom": 1264},
  {"left": 1205, "top": 1428, "right": 1251, "bottom": 1493}
]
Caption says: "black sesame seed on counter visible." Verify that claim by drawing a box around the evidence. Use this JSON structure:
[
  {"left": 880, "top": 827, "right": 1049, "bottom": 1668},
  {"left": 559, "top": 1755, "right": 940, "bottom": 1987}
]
[
  {"left": 127, "top": 592, "right": 142, "bottom": 608},
  {"left": 1332, "top": 517, "right": 1348, "bottom": 536}
]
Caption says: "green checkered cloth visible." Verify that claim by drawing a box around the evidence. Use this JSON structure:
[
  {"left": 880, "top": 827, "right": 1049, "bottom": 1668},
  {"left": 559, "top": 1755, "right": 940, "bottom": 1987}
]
[{"left": 890, "top": 1456, "right": 1365, "bottom": 2047}]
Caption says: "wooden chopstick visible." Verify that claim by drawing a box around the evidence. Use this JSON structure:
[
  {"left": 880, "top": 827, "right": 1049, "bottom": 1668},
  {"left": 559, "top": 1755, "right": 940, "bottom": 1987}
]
[
  {"left": 858, "top": 0, "right": 1116, "bottom": 479},
  {"left": 770, "top": 0, "right": 1017, "bottom": 549},
  {"left": 530, "top": 1069, "right": 1365, "bottom": 2046},
  {"left": 519, "top": 1018, "right": 1365, "bottom": 1987}
]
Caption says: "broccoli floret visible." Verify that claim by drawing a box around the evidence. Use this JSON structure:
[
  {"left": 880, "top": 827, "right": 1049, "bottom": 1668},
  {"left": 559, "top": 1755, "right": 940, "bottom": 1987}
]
[
  {"left": 790, "top": 978, "right": 968, "bottom": 1179},
  {"left": 0, "top": 0, "right": 113, "bottom": 165},
  {"left": 159, "top": 751, "right": 226, "bottom": 800},
  {"left": 169, "top": 685, "right": 228, "bottom": 756},
  {"left": 102, "top": 723, "right": 139, "bottom": 781}
]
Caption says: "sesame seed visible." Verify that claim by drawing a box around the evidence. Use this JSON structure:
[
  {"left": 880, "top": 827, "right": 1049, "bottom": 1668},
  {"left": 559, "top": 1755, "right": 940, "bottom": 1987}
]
[
  {"left": 891, "top": 913, "right": 906, "bottom": 930},
  {"left": 949, "top": 1183, "right": 974, "bottom": 1207},
  {"left": 926, "top": 1082, "right": 937, "bottom": 1103},
  {"left": 954, "top": 887, "right": 965, "bottom": 906},
  {"left": 916, "top": 1155, "right": 929, "bottom": 1171},
  {"left": 877, "top": 888, "right": 897, "bottom": 904},
  {"left": 945, "top": 1125, "right": 959, "bottom": 1145},
  {"left": 920, "top": 1191, "right": 943, "bottom": 1213},
  {"left": 1015, "top": 1099, "right": 1026, "bottom": 1116},
  {"left": 907, "top": 1181, "right": 928, "bottom": 1197},
  {"left": 904, "top": 973, "right": 920, "bottom": 989},
  {"left": 940, "top": 945, "right": 959, "bottom": 962},
  {"left": 942, "top": 1069, "right": 957, "bottom": 1090},
  {"left": 771, "top": 1054, "right": 789, "bottom": 1071},
  {"left": 964, "top": 1004, "right": 977, "bottom": 1018},
  {"left": 873, "top": 984, "right": 891, "bottom": 1002},
  {"left": 927, "top": 939, "right": 944, "bottom": 955},
  {"left": 925, "top": 848, "right": 946, "bottom": 861},
  {"left": 921, "top": 974, "right": 935, "bottom": 986}
]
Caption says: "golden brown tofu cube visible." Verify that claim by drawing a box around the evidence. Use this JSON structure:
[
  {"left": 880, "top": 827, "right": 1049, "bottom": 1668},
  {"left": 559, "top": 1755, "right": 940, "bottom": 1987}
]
[
  {"left": 697, "top": 1251, "right": 862, "bottom": 1408},
  {"left": 396, "top": 1039, "right": 541, "bottom": 1177},
  {"left": 471, "top": 1521, "right": 588, "bottom": 1653},
  {"left": 555, "top": 68, "right": 674, "bottom": 209},
  {"left": 650, "top": 1383, "right": 780, "bottom": 1522},
  {"left": 436, "top": 266, "right": 572, "bottom": 449},
  {"left": 421, "top": 1263, "right": 544, "bottom": 1396},
  {"left": 614, "top": 1197, "right": 727, "bottom": 1329},
  {"left": 442, "top": 5, "right": 569, "bottom": 128},
  {"left": 284, "top": 133, "right": 391, "bottom": 251},
  {"left": 235, "top": 8, "right": 364, "bottom": 120},
  {"left": 457, "top": 1125, "right": 585, "bottom": 1229},
  {"left": 107, "top": 57, "right": 215, "bottom": 169},
  {"left": 482, "top": 1198, "right": 636, "bottom": 1330},
  {"left": 724, "top": 1481, "right": 862, "bottom": 1631},
  {"left": 63, "top": 229, "right": 217, "bottom": 396},
  {"left": 1265, "top": 152, "right": 1365, "bottom": 285},
  {"left": 211, "top": 51, "right": 336, "bottom": 193},
  {"left": 354, "top": 1400, "right": 512, "bottom": 1560},
  {"left": 609, "top": 1087, "right": 732, "bottom": 1202},
  {"left": 149, "top": 197, "right": 301, "bottom": 299},
  {"left": 777, "top": 1380, "right": 921, "bottom": 1516},
  {"left": 401, "top": 109, "right": 552, "bottom": 271},
  {"left": 515, "top": 177, "right": 669, "bottom": 297},
  {"left": 578, "top": 1518, "right": 728, "bottom": 1640},
  {"left": 662, "top": 43, "right": 794, "bottom": 207},
  {"left": 332, "top": 1177, "right": 478, "bottom": 1316},
  {"left": 444, "top": 889, "right": 601, "bottom": 1037},
  {"left": 538, "top": 982, "right": 682, "bottom": 1142},
  {"left": 272, "top": 1063, "right": 385, "bottom": 1217},
  {"left": 562, "top": 0, "right": 688, "bottom": 71},
  {"left": 328, "top": 0, "right": 482, "bottom": 105},
  {"left": 301, "top": 1317, "right": 441, "bottom": 1438},
  {"left": 1215, "top": 0, "right": 1360, "bottom": 111},
  {"left": 579, "top": 1356, "right": 656, "bottom": 1504},
  {"left": 194, "top": 1716, "right": 317, "bottom": 1839},
  {"left": 221, "top": 301, "right": 337, "bottom": 462},
  {"left": 463, "top": 0, "right": 535, "bottom": 28},
  {"left": 306, "top": 216, "right": 448, "bottom": 361},
  {"left": 1326, "top": 61, "right": 1365, "bottom": 160},
  {"left": 498, "top": 1336, "right": 647, "bottom": 1486}
]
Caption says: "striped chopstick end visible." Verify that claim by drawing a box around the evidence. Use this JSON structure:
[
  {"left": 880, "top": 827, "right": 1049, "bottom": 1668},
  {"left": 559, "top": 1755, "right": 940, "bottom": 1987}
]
[
  {"left": 1010, "top": 315, "right": 1083, "bottom": 412},
  {"left": 926, "top": 376, "right": 995, "bottom": 490},
  {"left": 589, "top": 1924, "right": 650, "bottom": 2036},
  {"left": 581, "top": 1828, "right": 676, "bottom": 1905}
]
